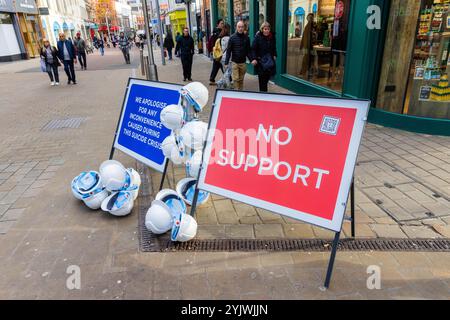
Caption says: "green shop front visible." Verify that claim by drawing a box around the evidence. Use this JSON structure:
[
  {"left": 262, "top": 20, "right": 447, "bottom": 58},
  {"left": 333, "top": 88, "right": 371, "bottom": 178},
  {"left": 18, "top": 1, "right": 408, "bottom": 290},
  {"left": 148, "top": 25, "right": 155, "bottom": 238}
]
[{"left": 209, "top": 0, "right": 450, "bottom": 136}]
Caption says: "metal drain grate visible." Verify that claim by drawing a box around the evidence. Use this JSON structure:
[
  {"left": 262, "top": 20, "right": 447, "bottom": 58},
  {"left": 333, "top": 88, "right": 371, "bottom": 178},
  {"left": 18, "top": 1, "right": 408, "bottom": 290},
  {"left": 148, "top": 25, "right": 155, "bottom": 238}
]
[
  {"left": 41, "top": 117, "right": 85, "bottom": 131},
  {"left": 137, "top": 163, "right": 450, "bottom": 253}
]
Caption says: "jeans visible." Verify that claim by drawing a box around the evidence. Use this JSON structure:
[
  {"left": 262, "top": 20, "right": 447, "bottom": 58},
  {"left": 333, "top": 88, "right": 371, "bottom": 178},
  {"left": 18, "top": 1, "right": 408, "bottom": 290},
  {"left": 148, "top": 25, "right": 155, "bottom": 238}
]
[
  {"left": 100, "top": 47, "right": 104, "bottom": 56},
  {"left": 232, "top": 63, "right": 246, "bottom": 90},
  {"left": 167, "top": 48, "right": 173, "bottom": 60},
  {"left": 77, "top": 51, "right": 87, "bottom": 69},
  {"left": 209, "top": 59, "right": 223, "bottom": 82},
  {"left": 258, "top": 72, "right": 271, "bottom": 92},
  {"left": 46, "top": 63, "right": 59, "bottom": 82},
  {"left": 121, "top": 48, "right": 130, "bottom": 63},
  {"left": 181, "top": 54, "right": 193, "bottom": 80},
  {"left": 63, "top": 60, "right": 76, "bottom": 82}
]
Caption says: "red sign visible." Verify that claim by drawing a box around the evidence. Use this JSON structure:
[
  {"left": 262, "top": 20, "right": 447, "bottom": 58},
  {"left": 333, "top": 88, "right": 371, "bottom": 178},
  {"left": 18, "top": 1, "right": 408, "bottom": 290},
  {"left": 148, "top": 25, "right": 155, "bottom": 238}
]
[
  {"left": 335, "top": 0, "right": 345, "bottom": 19},
  {"left": 198, "top": 91, "right": 370, "bottom": 232}
]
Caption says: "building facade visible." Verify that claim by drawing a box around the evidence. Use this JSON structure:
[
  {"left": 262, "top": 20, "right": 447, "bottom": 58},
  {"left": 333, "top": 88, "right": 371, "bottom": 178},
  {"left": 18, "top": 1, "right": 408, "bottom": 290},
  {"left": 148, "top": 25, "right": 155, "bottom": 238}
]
[
  {"left": 37, "top": 0, "right": 89, "bottom": 46},
  {"left": 208, "top": 0, "right": 450, "bottom": 135}
]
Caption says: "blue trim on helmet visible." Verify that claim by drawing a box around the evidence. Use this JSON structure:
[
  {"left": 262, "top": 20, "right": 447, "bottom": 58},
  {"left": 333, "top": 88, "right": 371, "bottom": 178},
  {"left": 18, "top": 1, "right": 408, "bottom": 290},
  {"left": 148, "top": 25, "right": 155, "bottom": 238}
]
[
  {"left": 170, "top": 213, "right": 182, "bottom": 241},
  {"left": 181, "top": 89, "right": 202, "bottom": 112}
]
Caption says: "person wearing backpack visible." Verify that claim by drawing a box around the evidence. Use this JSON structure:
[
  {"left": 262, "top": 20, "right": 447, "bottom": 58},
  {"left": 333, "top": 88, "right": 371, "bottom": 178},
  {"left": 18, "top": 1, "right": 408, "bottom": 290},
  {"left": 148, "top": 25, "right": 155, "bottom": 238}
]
[
  {"left": 208, "top": 19, "right": 224, "bottom": 85},
  {"left": 251, "top": 22, "right": 277, "bottom": 92}
]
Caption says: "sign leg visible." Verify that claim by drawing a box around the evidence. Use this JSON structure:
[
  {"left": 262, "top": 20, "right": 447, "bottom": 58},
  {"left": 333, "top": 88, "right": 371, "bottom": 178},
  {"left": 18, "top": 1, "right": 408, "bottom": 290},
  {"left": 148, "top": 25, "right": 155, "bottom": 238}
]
[
  {"left": 351, "top": 179, "right": 355, "bottom": 238},
  {"left": 324, "top": 232, "right": 341, "bottom": 289},
  {"left": 109, "top": 147, "right": 115, "bottom": 160},
  {"left": 189, "top": 188, "right": 200, "bottom": 218},
  {"left": 159, "top": 160, "right": 169, "bottom": 191}
]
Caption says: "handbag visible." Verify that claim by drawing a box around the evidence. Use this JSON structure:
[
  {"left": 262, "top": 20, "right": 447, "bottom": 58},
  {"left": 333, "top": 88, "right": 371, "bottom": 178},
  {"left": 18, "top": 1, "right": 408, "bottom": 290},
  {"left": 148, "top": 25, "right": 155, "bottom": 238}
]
[
  {"left": 260, "top": 53, "right": 275, "bottom": 72},
  {"left": 40, "top": 58, "right": 47, "bottom": 72}
]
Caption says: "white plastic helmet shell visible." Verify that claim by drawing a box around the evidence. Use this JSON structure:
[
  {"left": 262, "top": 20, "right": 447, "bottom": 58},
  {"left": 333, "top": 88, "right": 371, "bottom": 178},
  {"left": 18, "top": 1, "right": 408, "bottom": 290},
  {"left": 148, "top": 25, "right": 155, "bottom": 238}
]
[
  {"left": 169, "top": 146, "right": 186, "bottom": 165},
  {"left": 99, "top": 160, "right": 128, "bottom": 192},
  {"left": 126, "top": 168, "right": 141, "bottom": 200},
  {"left": 71, "top": 171, "right": 103, "bottom": 200},
  {"left": 179, "top": 120, "right": 208, "bottom": 151},
  {"left": 186, "top": 150, "right": 203, "bottom": 178},
  {"left": 176, "top": 178, "right": 210, "bottom": 206},
  {"left": 155, "top": 189, "right": 187, "bottom": 217},
  {"left": 160, "top": 104, "right": 185, "bottom": 130},
  {"left": 83, "top": 189, "right": 109, "bottom": 210},
  {"left": 145, "top": 200, "right": 174, "bottom": 234},
  {"left": 161, "top": 134, "right": 178, "bottom": 158},
  {"left": 101, "top": 191, "right": 134, "bottom": 216},
  {"left": 181, "top": 82, "right": 209, "bottom": 112},
  {"left": 171, "top": 213, "right": 198, "bottom": 242}
]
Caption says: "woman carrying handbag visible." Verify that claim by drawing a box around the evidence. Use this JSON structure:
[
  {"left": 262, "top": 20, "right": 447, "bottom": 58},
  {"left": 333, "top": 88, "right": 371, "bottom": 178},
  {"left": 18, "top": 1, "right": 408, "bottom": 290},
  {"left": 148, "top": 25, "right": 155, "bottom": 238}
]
[
  {"left": 40, "top": 38, "right": 61, "bottom": 86},
  {"left": 251, "top": 22, "right": 277, "bottom": 92}
]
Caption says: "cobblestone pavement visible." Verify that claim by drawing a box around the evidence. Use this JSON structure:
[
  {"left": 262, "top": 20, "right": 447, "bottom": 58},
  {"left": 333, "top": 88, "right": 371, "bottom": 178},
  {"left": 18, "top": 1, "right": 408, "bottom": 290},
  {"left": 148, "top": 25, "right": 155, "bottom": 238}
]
[{"left": 0, "top": 47, "right": 449, "bottom": 300}]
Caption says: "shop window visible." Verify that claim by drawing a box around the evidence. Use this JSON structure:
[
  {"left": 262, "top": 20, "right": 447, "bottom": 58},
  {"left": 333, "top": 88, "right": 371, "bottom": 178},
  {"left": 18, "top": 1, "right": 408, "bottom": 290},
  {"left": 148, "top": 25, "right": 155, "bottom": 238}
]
[
  {"left": 377, "top": 0, "right": 450, "bottom": 119},
  {"left": 234, "top": 0, "right": 250, "bottom": 31},
  {"left": 286, "top": 0, "right": 350, "bottom": 93},
  {"left": 0, "top": 13, "right": 13, "bottom": 24},
  {"left": 218, "top": 0, "right": 228, "bottom": 23}
]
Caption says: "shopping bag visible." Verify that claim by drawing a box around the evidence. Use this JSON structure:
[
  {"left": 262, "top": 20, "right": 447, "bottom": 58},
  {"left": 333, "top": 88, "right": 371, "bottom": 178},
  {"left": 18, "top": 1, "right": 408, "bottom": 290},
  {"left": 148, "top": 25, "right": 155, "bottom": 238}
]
[{"left": 40, "top": 59, "right": 47, "bottom": 73}]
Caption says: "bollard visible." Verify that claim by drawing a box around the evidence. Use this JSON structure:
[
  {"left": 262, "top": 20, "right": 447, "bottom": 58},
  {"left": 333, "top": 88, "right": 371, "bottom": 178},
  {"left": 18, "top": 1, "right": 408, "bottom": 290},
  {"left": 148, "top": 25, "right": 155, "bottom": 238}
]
[{"left": 140, "top": 48, "right": 145, "bottom": 76}]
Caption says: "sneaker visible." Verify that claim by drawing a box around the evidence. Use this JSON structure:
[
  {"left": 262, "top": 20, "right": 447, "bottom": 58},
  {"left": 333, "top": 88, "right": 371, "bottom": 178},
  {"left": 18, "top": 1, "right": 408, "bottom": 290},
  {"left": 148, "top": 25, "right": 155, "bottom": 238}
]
[
  {"left": 72, "top": 81, "right": 77, "bottom": 85},
  {"left": 51, "top": 82, "right": 55, "bottom": 86},
  {"left": 67, "top": 80, "right": 71, "bottom": 85},
  {"left": 188, "top": 78, "right": 192, "bottom": 81},
  {"left": 55, "top": 82, "right": 60, "bottom": 86},
  {"left": 183, "top": 78, "right": 187, "bottom": 82}
]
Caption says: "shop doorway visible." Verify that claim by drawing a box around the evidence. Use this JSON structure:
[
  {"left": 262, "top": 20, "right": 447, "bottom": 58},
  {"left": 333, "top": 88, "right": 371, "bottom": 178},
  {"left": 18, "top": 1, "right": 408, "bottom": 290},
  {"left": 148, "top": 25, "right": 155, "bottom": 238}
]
[{"left": 18, "top": 13, "right": 41, "bottom": 58}]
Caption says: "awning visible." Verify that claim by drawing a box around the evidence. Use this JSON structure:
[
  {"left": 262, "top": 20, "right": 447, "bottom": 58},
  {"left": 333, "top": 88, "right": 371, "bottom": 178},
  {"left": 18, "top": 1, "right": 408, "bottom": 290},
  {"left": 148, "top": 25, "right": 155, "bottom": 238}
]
[
  {"left": 294, "top": 7, "right": 305, "bottom": 16},
  {"left": 62, "top": 22, "right": 68, "bottom": 30},
  {"left": 312, "top": 3, "right": 317, "bottom": 13},
  {"left": 288, "top": 10, "right": 291, "bottom": 17},
  {"left": 53, "top": 21, "right": 61, "bottom": 31}
]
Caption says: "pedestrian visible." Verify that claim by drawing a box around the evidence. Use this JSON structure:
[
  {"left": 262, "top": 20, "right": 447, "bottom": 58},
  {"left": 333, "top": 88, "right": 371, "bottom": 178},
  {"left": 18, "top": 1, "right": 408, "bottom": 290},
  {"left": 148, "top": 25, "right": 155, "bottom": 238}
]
[
  {"left": 156, "top": 34, "right": 160, "bottom": 47},
  {"left": 118, "top": 31, "right": 131, "bottom": 64},
  {"left": 57, "top": 33, "right": 77, "bottom": 85},
  {"left": 208, "top": 19, "right": 224, "bottom": 85},
  {"left": 251, "top": 22, "right": 277, "bottom": 92},
  {"left": 179, "top": 27, "right": 195, "bottom": 81},
  {"left": 163, "top": 32, "right": 175, "bottom": 60},
  {"left": 40, "top": 38, "right": 60, "bottom": 86},
  {"left": 175, "top": 32, "right": 181, "bottom": 57},
  {"left": 295, "top": 21, "right": 302, "bottom": 38},
  {"left": 224, "top": 21, "right": 252, "bottom": 91},
  {"left": 98, "top": 37, "right": 105, "bottom": 56},
  {"left": 300, "top": 13, "right": 315, "bottom": 77},
  {"left": 73, "top": 32, "right": 87, "bottom": 70}
]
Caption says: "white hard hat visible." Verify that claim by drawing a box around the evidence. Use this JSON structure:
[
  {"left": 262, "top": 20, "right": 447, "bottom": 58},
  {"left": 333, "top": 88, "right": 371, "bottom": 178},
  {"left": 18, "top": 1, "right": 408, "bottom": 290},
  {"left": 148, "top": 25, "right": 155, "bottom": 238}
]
[
  {"left": 161, "top": 134, "right": 178, "bottom": 158},
  {"left": 169, "top": 145, "right": 186, "bottom": 165},
  {"left": 71, "top": 171, "right": 103, "bottom": 200},
  {"left": 176, "top": 178, "right": 210, "bottom": 206},
  {"left": 186, "top": 150, "right": 203, "bottom": 178},
  {"left": 155, "top": 189, "right": 187, "bottom": 217},
  {"left": 171, "top": 212, "right": 198, "bottom": 242},
  {"left": 99, "top": 160, "right": 129, "bottom": 192},
  {"left": 181, "top": 82, "right": 209, "bottom": 112},
  {"left": 179, "top": 120, "right": 208, "bottom": 151},
  {"left": 83, "top": 188, "right": 109, "bottom": 210},
  {"left": 101, "top": 191, "right": 134, "bottom": 216},
  {"left": 127, "top": 168, "right": 141, "bottom": 200},
  {"left": 160, "top": 104, "right": 185, "bottom": 130},
  {"left": 145, "top": 199, "right": 173, "bottom": 234}
]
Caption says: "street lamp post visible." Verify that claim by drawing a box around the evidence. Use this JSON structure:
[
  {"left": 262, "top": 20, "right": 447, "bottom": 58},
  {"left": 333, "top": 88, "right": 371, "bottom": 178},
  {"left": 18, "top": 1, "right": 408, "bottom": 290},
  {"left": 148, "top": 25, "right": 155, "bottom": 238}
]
[
  {"left": 142, "top": 0, "right": 158, "bottom": 80},
  {"left": 155, "top": 0, "right": 166, "bottom": 66}
]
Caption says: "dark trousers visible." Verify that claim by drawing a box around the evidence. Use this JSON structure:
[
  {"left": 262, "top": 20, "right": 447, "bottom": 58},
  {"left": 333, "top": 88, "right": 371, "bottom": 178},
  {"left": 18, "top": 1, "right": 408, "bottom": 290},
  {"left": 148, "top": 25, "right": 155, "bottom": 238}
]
[
  {"left": 46, "top": 63, "right": 59, "bottom": 82},
  {"left": 121, "top": 48, "right": 130, "bottom": 63},
  {"left": 167, "top": 48, "right": 173, "bottom": 60},
  {"left": 181, "top": 54, "right": 193, "bottom": 79},
  {"left": 78, "top": 51, "right": 87, "bottom": 69},
  {"left": 63, "top": 60, "right": 76, "bottom": 82},
  {"left": 209, "top": 59, "right": 223, "bottom": 82},
  {"left": 258, "top": 73, "right": 271, "bottom": 92}
]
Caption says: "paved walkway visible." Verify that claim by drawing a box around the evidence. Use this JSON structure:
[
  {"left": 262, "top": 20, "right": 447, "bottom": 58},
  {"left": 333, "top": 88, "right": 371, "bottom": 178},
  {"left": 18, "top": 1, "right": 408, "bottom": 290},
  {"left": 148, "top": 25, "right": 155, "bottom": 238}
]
[{"left": 0, "top": 47, "right": 449, "bottom": 299}]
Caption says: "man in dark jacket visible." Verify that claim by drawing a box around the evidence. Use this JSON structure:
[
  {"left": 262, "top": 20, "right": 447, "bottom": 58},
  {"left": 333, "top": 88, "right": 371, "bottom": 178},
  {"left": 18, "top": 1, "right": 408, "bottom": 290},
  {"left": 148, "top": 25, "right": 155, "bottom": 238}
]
[
  {"left": 57, "top": 33, "right": 77, "bottom": 84},
  {"left": 118, "top": 32, "right": 130, "bottom": 64},
  {"left": 208, "top": 19, "right": 224, "bottom": 85},
  {"left": 224, "top": 21, "right": 252, "bottom": 91},
  {"left": 179, "top": 27, "right": 195, "bottom": 81},
  {"left": 73, "top": 32, "right": 87, "bottom": 70},
  {"left": 163, "top": 32, "right": 175, "bottom": 60}
]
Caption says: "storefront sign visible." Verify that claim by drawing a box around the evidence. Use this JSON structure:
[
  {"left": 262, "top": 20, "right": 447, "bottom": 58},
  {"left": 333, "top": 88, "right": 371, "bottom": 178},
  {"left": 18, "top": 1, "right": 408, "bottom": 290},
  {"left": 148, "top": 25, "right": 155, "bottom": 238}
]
[
  {"left": 38, "top": 7, "right": 49, "bottom": 15},
  {"left": 419, "top": 86, "right": 432, "bottom": 101},
  {"left": 198, "top": 91, "right": 370, "bottom": 232},
  {"left": 14, "top": 0, "right": 38, "bottom": 14},
  {"left": 0, "top": 0, "right": 15, "bottom": 13},
  {"left": 114, "top": 79, "right": 181, "bottom": 172}
]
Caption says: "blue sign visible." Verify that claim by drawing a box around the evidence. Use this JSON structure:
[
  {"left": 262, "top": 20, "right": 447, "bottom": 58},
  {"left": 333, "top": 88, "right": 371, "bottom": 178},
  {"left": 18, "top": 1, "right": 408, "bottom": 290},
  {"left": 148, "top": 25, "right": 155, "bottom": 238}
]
[{"left": 114, "top": 79, "right": 182, "bottom": 172}]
